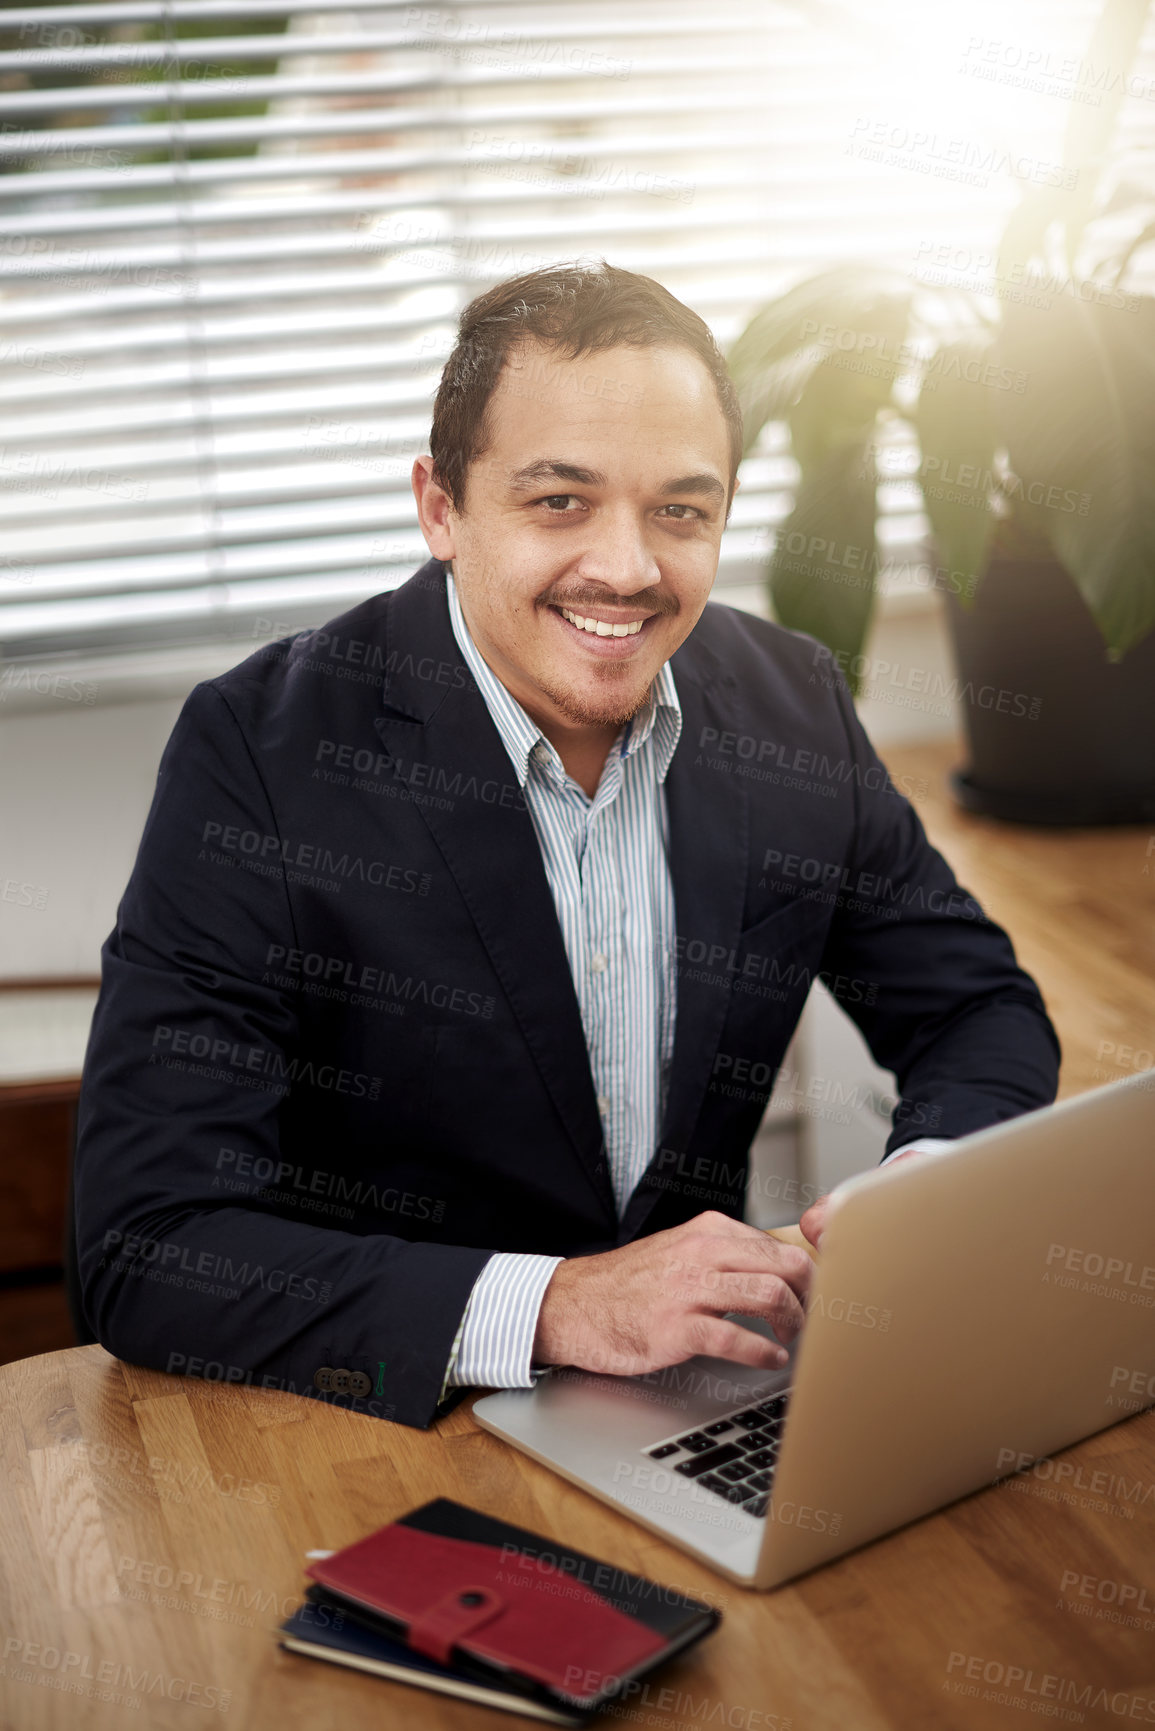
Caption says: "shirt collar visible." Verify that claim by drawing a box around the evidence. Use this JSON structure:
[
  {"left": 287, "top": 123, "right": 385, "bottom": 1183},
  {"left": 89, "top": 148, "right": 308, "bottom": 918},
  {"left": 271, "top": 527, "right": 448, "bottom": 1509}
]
[{"left": 445, "top": 568, "right": 682, "bottom": 788}]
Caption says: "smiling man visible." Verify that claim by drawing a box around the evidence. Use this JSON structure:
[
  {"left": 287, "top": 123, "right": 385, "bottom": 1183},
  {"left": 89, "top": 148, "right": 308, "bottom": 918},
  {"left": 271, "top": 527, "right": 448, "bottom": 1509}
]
[{"left": 73, "top": 262, "right": 1060, "bottom": 1428}]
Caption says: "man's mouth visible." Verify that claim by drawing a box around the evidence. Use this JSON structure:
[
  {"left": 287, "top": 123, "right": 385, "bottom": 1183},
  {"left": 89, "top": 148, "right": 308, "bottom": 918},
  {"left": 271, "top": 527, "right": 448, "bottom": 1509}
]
[{"left": 557, "top": 606, "right": 647, "bottom": 639}]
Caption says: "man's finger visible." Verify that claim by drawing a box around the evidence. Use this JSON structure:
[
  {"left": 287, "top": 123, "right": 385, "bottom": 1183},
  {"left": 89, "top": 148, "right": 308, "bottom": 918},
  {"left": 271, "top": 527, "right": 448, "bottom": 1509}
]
[
  {"left": 765, "top": 1224, "right": 818, "bottom": 1263},
  {"left": 693, "top": 1271, "right": 806, "bottom": 1343},
  {"left": 663, "top": 1238, "right": 812, "bottom": 1304},
  {"left": 682, "top": 1314, "right": 789, "bottom": 1370},
  {"left": 799, "top": 1194, "right": 829, "bottom": 1248},
  {"left": 726, "top": 1236, "right": 814, "bottom": 1302}
]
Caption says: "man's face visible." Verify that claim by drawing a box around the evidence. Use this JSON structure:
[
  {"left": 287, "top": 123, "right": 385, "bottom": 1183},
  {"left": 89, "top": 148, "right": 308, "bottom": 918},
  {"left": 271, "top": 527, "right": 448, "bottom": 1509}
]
[{"left": 416, "top": 340, "right": 733, "bottom": 733}]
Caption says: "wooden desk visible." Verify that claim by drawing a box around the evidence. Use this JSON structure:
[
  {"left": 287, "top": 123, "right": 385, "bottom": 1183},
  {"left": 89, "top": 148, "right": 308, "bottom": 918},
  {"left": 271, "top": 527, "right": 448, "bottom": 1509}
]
[
  {"left": 3, "top": 744, "right": 1153, "bottom": 1730},
  {"left": 2, "top": 1344, "right": 1153, "bottom": 1731}
]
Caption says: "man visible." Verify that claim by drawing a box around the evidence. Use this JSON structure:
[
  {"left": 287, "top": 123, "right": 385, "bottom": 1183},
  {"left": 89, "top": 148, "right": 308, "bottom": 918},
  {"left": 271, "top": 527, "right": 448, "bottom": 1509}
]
[{"left": 74, "top": 262, "right": 1060, "bottom": 1430}]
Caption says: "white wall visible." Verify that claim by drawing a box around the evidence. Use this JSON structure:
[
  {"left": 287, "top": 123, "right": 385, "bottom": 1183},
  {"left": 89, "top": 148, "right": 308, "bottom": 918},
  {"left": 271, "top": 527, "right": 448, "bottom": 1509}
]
[{"left": 1, "top": 695, "right": 184, "bottom": 977}]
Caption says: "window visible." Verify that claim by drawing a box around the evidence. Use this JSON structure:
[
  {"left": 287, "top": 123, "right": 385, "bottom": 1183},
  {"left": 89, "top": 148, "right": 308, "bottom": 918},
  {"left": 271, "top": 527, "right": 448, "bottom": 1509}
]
[{"left": 1, "top": 0, "right": 1140, "bottom": 670}]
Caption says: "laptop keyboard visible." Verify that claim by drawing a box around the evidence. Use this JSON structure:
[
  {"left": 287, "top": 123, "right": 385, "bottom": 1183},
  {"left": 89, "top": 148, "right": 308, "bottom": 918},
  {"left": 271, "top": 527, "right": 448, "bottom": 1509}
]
[{"left": 642, "top": 1391, "right": 791, "bottom": 1519}]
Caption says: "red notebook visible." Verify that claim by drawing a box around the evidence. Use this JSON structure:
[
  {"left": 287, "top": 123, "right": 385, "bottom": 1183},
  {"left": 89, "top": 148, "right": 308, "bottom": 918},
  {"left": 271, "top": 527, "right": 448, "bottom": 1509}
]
[{"left": 299, "top": 1498, "right": 720, "bottom": 1717}]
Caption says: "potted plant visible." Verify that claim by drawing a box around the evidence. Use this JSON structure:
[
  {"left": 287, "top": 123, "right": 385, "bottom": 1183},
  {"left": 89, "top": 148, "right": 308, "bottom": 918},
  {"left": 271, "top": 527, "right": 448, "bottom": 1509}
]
[{"left": 726, "top": 0, "right": 1155, "bottom": 824}]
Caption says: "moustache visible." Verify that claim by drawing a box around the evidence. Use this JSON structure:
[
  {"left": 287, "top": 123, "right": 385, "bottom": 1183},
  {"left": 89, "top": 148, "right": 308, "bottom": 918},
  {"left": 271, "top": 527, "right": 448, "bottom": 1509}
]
[{"left": 538, "top": 587, "right": 678, "bottom": 617}]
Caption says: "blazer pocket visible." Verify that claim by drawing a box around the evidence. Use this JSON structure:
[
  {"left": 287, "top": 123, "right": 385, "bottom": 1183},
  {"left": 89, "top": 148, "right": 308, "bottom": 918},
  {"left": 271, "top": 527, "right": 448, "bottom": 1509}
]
[
  {"left": 736, "top": 893, "right": 833, "bottom": 958},
  {"left": 720, "top": 897, "right": 835, "bottom": 1024}
]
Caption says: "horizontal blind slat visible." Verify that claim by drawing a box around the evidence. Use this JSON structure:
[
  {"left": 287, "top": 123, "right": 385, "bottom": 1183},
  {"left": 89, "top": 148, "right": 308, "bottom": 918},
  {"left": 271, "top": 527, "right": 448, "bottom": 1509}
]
[
  {"left": 2, "top": 0, "right": 642, "bottom": 22},
  {"left": 0, "top": 89, "right": 820, "bottom": 153},
  {"left": 1, "top": 16, "right": 774, "bottom": 72},
  {"left": 0, "top": 132, "right": 779, "bottom": 198},
  {"left": 0, "top": 49, "right": 794, "bottom": 114}
]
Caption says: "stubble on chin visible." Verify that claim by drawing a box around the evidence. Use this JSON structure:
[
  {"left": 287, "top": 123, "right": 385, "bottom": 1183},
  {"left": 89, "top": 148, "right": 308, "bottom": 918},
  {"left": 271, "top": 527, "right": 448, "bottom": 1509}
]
[{"left": 535, "top": 663, "right": 651, "bottom": 732}]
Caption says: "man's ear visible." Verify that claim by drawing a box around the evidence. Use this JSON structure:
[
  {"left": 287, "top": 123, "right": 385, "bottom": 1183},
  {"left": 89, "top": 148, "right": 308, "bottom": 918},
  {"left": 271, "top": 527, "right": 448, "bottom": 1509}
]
[{"left": 411, "top": 455, "right": 457, "bottom": 561}]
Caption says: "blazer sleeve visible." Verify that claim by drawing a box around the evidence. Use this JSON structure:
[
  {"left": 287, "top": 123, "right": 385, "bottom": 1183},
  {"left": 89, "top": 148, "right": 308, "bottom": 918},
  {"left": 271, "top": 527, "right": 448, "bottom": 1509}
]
[
  {"left": 817, "top": 676, "right": 1061, "bottom": 1156},
  {"left": 72, "top": 680, "right": 492, "bottom": 1429}
]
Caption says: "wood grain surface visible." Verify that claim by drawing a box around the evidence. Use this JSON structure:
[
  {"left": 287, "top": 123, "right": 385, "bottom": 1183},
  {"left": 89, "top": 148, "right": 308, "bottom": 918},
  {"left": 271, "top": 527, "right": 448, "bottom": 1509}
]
[
  {"left": 2, "top": 741, "right": 1153, "bottom": 1731},
  {"left": 3, "top": 1346, "right": 1153, "bottom": 1731}
]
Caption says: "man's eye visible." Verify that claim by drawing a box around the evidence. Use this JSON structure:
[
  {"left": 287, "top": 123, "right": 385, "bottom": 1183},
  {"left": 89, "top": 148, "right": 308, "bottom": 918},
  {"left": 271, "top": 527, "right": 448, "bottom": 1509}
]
[
  {"left": 661, "top": 504, "right": 702, "bottom": 520},
  {"left": 540, "top": 494, "right": 580, "bottom": 511}
]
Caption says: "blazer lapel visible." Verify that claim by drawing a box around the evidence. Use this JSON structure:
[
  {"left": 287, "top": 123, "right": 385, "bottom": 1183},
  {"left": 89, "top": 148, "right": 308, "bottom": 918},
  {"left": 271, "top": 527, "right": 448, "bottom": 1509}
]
[{"left": 373, "top": 563, "right": 617, "bottom": 1227}]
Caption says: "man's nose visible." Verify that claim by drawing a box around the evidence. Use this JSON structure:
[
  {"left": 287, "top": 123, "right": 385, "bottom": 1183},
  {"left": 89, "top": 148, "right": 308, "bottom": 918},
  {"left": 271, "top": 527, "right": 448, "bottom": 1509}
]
[{"left": 573, "top": 506, "right": 662, "bottom": 594}]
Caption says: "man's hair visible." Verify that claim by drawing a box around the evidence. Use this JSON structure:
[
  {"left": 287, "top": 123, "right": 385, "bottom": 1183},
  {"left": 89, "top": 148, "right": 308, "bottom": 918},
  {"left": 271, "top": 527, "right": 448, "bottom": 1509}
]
[{"left": 429, "top": 259, "right": 743, "bottom": 514}]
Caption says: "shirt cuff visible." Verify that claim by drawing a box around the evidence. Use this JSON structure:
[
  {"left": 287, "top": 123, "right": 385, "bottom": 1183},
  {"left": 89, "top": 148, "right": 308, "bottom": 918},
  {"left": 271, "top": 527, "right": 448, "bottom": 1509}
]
[
  {"left": 439, "top": 1252, "right": 564, "bottom": 1395},
  {"left": 880, "top": 1136, "right": 957, "bottom": 1165}
]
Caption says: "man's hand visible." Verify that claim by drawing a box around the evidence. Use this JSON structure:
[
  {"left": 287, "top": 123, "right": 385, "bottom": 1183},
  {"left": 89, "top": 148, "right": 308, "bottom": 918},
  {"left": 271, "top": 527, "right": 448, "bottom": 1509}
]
[
  {"left": 799, "top": 1147, "right": 926, "bottom": 1249},
  {"left": 533, "top": 1209, "right": 813, "bottom": 1378}
]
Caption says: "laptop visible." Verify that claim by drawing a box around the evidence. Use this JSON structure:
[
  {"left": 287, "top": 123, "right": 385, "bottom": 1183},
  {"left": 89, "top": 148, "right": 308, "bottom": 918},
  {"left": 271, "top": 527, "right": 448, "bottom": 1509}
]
[{"left": 474, "top": 1069, "right": 1155, "bottom": 1588}]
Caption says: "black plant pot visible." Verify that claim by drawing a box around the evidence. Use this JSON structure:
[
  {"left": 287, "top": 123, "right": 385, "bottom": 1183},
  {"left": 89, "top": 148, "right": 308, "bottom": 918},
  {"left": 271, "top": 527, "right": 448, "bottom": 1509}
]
[{"left": 944, "top": 554, "right": 1155, "bottom": 826}]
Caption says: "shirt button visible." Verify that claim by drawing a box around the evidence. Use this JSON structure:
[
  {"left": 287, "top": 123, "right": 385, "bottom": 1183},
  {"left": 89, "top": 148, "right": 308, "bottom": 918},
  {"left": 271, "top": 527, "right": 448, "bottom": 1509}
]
[
  {"left": 597, "top": 1095, "right": 611, "bottom": 1115},
  {"left": 591, "top": 952, "right": 607, "bottom": 974}
]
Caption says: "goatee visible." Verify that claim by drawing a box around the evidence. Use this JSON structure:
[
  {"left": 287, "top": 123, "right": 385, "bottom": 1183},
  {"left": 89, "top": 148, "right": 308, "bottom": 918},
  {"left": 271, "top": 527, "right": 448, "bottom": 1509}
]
[{"left": 535, "top": 666, "right": 650, "bottom": 732}]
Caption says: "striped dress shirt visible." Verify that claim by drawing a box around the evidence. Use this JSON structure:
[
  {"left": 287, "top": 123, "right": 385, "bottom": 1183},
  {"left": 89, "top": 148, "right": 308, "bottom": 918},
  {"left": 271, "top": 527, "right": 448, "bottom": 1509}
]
[{"left": 439, "top": 571, "right": 682, "bottom": 1392}]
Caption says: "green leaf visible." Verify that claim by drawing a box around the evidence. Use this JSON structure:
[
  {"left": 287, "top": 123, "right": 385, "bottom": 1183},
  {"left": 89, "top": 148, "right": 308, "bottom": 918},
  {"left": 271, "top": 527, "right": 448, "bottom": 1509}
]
[
  {"left": 731, "top": 350, "right": 826, "bottom": 457},
  {"left": 767, "top": 439, "right": 879, "bottom": 685},
  {"left": 996, "top": 293, "right": 1155, "bottom": 656},
  {"left": 727, "top": 268, "right": 913, "bottom": 454},
  {"left": 787, "top": 340, "right": 901, "bottom": 477},
  {"left": 910, "top": 335, "right": 999, "bottom": 608}
]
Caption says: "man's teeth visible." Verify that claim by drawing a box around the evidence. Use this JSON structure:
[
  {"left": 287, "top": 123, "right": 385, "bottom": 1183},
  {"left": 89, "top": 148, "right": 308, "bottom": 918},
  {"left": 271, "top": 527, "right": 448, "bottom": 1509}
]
[{"left": 559, "top": 608, "right": 644, "bottom": 638}]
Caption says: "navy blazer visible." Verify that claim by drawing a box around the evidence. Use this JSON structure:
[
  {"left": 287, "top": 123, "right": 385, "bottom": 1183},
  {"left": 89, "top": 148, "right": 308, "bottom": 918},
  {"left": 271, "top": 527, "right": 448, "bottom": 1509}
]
[{"left": 74, "top": 559, "right": 1060, "bottom": 1428}]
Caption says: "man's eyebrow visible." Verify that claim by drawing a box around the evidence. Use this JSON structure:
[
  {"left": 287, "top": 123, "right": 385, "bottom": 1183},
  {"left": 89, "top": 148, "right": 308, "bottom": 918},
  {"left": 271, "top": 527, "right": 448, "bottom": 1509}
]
[
  {"left": 504, "top": 460, "right": 727, "bottom": 505},
  {"left": 658, "top": 472, "right": 727, "bottom": 506},
  {"left": 506, "top": 460, "right": 609, "bottom": 493}
]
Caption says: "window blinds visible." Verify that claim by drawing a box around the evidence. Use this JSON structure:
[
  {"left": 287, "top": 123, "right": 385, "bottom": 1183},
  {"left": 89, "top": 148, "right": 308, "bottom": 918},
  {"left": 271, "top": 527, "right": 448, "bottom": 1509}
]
[{"left": 0, "top": 0, "right": 1137, "bottom": 664}]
